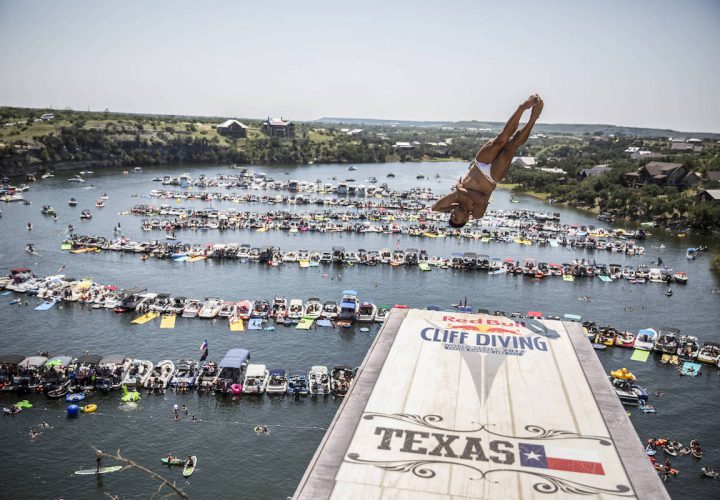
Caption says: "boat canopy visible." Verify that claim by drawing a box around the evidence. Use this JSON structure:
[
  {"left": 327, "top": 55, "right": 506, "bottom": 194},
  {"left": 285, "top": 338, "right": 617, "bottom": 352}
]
[
  {"left": 100, "top": 354, "right": 127, "bottom": 365},
  {"left": 245, "top": 364, "right": 267, "bottom": 377},
  {"left": 340, "top": 301, "right": 356, "bottom": 309},
  {"left": 563, "top": 314, "right": 582, "bottom": 322},
  {"left": 219, "top": 349, "right": 250, "bottom": 369},
  {"left": 122, "top": 288, "right": 145, "bottom": 296},
  {"left": 0, "top": 354, "right": 26, "bottom": 365},
  {"left": 269, "top": 368, "right": 286, "bottom": 377},
  {"left": 342, "top": 290, "right": 358, "bottom": 296},
  {"left": 21, "top": 356, "right": 49, "bottom": 368},
  {"left": 76, "top": 354, "right": 103, "bottom": 365},
  {"left": 289, "top": 370, "right": 306, "bottom": 378},
  {"left": 638, "top": 328, "right": 657, "bottom": 338},
  {"left": 45, "top": 356, "right": 72, "bottom": 368}
]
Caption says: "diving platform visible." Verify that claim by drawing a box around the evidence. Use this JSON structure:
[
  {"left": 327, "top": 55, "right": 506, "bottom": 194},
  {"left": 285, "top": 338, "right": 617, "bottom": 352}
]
[{"left": 294, "top": 309, "right": 667, "bottom": 499}]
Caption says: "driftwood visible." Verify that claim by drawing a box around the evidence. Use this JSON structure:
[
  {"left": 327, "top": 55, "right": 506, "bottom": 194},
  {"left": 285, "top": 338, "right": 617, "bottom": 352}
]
[{"left": 91, "top": 446, "right": 189, "bottom": 500}]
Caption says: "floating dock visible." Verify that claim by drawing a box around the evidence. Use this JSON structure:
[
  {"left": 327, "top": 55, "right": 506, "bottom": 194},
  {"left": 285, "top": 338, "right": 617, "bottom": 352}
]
[{"left": 294, "top": 309, "right": 667, "bottom": 499}]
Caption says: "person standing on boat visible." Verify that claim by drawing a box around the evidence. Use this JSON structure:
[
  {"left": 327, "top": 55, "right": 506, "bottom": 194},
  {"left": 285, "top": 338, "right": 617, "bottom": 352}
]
[{"left": 432, "top": 95, "right": 543, "bottom": 228}]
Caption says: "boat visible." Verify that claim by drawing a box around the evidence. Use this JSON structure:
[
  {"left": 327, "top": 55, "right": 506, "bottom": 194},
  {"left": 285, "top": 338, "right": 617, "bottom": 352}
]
[
  {"left": 654, "top": 327, "right": 679, "bottom": 354},
  {"left": 144, "top": 359, "right": 175, "bottom": 390},
  {"left": 197, "top": 361, "right": 219, "bottom": 390},
  {"left": 611, "top": 378, "right": 648, "bottom": 406},
  {"left": 308, "top": 366, "right": 331, "bottom": 396},
  {"left": 633, "top": 328, "right": 658, "bottom": 351},
  {"left": 182, "top": 299, "right": 202, "bottom": 318},
  {"left": 122, "top": 359, "right": 154, "bottom": 388},
  {"left": 236, "top": 300, "right": 253, "bottom": 320},
  {"left": 242, "top": 364, "right": 269, "bottom": 395},
  {"left": 287, "top": 370, "right": 309, "bottom": 396},
  {"left": 95, "top": 198, "right": 105, "bottom": 208},
  {"left": 251, "top": 299, "right": 270, "bottom": 319},
  {"left": 331, "top": 366, "right": 355, "bottom": 397},
  {"left": 95, "top": 354, "right": 130, "bottom": 391},
  {"left": 182, "top": 456, "right": 197, "bottom": 478},
  {"left": 686, "top": 248, "right": 696, "bottom": 260},
  {"left": 213, "top": 348, "right": 250, "bottom": 395},
  {"left": 68, "top": 175, "right": 85, "bottom": 183},
  {"left": 41, "top": 205, "right": 56, "bottom": 215},
  {"left": 673, "top": 272, "right": 688, "bottom": 284},
  {"left": 303, "top": 298, "right": 322, "bottom": 319},
  {"left": 338, "top": 290, "right": 359, "bottom": 322},
  {"left": 697, "top": 342, "right": 720, "bottom": 365},
  {"left": 288, "top": 299, "right": 304, "bottom": 320},
  {"left": 170, "top": 359, "right": 199, "bottom": 390},
  {"left": 271, "top": 297, "right": 288, "bottom": 319},
  {"left": 677, "top": 335, "right": 700, "bottom": 360},
  {"left": 614, "top": 331, "right": 636, "bottom": 348},
  {"left": 68, "top": 198, "right": 77, "bottom": 207},
  {"left": 375, "top": 305, "right": 390, "bottom": 322},
  {"left": 266, "top": 369, "right": 288, "bottom": 394},
  {"left": 357, "top": 302, "right": 377, "bottom": 322},
  {"left": 218, "top": 301, "right": 237, "bottom": 318},
  {"left": 198, "top": 297, "right": 223, "bottom": 319},
  {"left": 321, "top": 301, "right": 339, "bottom": 320},
  {"left": 113, "top": 289, "right": 147, "bottom": 313}
]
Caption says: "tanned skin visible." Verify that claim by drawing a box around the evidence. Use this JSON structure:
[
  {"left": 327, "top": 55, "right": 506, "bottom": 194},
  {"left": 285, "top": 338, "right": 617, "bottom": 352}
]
[{"left": 432, "top": 95, "right": 544, "bottom": 227}]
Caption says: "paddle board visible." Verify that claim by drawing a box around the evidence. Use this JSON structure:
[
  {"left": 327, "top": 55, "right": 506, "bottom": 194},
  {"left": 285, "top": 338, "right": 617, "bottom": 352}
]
[
  {"left": 255, "top": 227, "right": 267, "bottom": 232},
  {"left": 34, "top": 300, "right": 57, "bottom": 311},
  {"left": 132, "top": 311, "right": 159, "bottom": 325},
  {"left": 296, "top": 318, "right": 314, "bottom": 330},
  {"left": 160, "top": 314, "right": 176, "bottom": 329},
  {"left": 598, "top": 275, "right": 613, "bottom": 282},
  {"left": 173, "top": 256, "right": 189, "bottom": 262},
  {"left": 418, "top": 262, "right": 430, "bottom": 272},
  {"left": 61, "top": 243, "right": 72, "bottom": 250},
  {"left": 161, "top": 457, "right": 185, "bottom": 466},
  {"left": 229, "top": 319, "right": 244, "bottom": 332},
  {"left": 75, "top": 466, "right": 123, "bottom": 475},
  {"left": 563, "top": 275, "right": 574, "bottom": 282},
  {"left": 182, "top": 456, "right": 197, "bottom": 478},
  {"left": 186, "top": 256, "right": 207, "bottom": 262}
]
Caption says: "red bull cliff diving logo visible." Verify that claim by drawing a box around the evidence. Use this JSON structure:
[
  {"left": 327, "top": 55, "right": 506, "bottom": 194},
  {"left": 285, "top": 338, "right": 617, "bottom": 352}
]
[{"left": 420, "top": 315, "right": 549, "bottom": 356}]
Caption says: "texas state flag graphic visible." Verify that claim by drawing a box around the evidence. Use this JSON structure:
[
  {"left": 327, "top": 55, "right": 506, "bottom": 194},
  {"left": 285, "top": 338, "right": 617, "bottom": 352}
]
[{"left": 519, "top": 443, "right": 605, "bottom": 476}]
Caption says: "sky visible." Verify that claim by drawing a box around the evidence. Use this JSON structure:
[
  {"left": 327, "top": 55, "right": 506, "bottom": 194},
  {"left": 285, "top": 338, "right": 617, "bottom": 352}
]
[{"left": 1, "top": 0, "right": 719, "bottom": 132}]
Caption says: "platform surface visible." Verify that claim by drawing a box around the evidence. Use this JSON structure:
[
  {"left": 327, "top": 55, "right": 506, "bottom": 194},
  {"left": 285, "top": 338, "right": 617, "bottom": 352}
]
[{"left": 294, "top": 309, "right": 668, "bottom": 500}]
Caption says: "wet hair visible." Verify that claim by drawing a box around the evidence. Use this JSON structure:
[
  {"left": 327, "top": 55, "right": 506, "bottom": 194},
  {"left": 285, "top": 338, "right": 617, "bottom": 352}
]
[
  {"left": 448, "top": 206, "right": 469, "bottom": 228},
  {"left": 448, "top": 218, "right": 466, "bottom": 229}
]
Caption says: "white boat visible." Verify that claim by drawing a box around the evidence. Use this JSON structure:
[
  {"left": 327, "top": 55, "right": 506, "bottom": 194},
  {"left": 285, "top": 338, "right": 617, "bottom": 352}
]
[
  {"left": 697, "top": 342, "right": 720, "bottom": 365},
  {"left": 266, "top": 368, "right": 288, "bottom": 394},
  {"left": 242, "top": 364, "right": 269, "bottom": 395},
  {"left": 375, "top": 305, "right": 390, "bottom": 322},
  {"left": 271, "top": 297, "right": 288, "bottom": 318},
  {"left": 218, "top": 301, "right": 237, "bottom": 318},
  {"left": 144, "top": 360, "right": 175, "bottom": 390},
  {"left": 677, "top": 335, "right": 699, "bottom": 360},
  {"left": 198, "top": 297, "right": 223, "bottom": 318},
  {"left": 95, "top": 354, "right": 130, "bottom": 391},
  {"left": 288, "top": 299, "right": 304, "bottom": 320},
  {"left": 331, "top": 366, "right": 355, "bottom": 397},
  {"left": 321, "top": 301, "right": 339, "bottom": 319},
  {"left": 648, "top": 268, "right": 665, "bottom": 283},
  {"left": 357, "top": 302, "right": 377, "bottom": 322},
  {"left": 308, "top": 366, "right": 331, "bottom": 396},
  {"left": 303, "top": 298, "right": 322, "bottom": 319},
  {"left": 68, "top": 175, "right": 85, "bottom": 183},
  {"left": 633, "top": 328, "right": 657, "bottom": 351},
  {"left": 338, "top": 290, "right": 359, "bottom": 322},
  {"left": 182, "top": 299, "right": 202, "bottom": 318},
  {"left": 171, "top": 359, "right": 199, "bottom": 389},
  {"left": 122, "top": 359, "right": 154, "bottom": 387}
]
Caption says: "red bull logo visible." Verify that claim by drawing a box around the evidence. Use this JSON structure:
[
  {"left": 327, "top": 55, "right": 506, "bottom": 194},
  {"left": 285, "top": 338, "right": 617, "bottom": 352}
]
[{"left": 441, "top": 315, "right": 525, "bottom": 336}]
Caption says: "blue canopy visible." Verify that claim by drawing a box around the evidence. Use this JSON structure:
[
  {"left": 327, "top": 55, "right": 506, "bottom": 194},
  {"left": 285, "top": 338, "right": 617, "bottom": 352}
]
[
  {"left": 219, "top": 348, "right": 250, "bottom": 369},
  {"left": 269, "top": 368, "right": 286, "bottom": 377},
  {"left": 342, "top": 290, "right": 358, "bottom": 296},
  {"left": 638, "top": 328, "right": 657, "bottom": 338},
  {"left": 340, "top": 301, "right": 356, "bottom": 309}
]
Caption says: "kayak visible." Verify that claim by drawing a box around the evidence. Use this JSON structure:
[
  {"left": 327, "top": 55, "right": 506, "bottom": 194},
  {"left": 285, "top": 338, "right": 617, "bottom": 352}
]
[
  {"left": 183, "top": 456, "right": 197, "bottom": 477},
  {"left": 74, "top": 465, "right": 123, "bottom": 475},
  {"left": 161, "top": 457, "right": 185, "bottom": 466}
]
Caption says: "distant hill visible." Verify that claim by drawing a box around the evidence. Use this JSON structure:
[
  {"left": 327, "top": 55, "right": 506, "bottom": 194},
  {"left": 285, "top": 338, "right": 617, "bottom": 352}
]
[{"left": 316, "top": 117, "right": 720, "bottom": 140}]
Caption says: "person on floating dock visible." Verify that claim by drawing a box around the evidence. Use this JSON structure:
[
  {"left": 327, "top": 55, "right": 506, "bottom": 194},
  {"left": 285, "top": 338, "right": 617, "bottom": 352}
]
[{"left": 432, "top": 94, "right": 544, "bottom": 227}]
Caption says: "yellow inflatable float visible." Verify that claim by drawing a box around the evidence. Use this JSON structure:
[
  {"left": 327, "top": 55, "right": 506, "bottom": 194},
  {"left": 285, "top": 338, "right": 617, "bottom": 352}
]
[
  {"left": 610, "top": 368, "right": 636, "bottom": 381},
  {"left": 82, "top": 404, "right": 97, "bottom": 413}
]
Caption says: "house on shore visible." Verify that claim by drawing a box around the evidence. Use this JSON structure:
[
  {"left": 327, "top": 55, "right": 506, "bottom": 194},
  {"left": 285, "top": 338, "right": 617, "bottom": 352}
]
[
  {"left": 577, "top": 164, "right": 611, "bottom": 180},
  {"left": 695, "top": 189, "right": 720, "bottom": 204},
  {"left": 511, "top": 156, "right": 536, "bottom": 169},
  {"left": 216, "top": 119, "right": 248, "bottom": 138},
  {"left": 262, "top": 117, "right": 295, "bottom": 138},
  {"left": 623, "top": 161, "right": 696, "bottom": 188}
]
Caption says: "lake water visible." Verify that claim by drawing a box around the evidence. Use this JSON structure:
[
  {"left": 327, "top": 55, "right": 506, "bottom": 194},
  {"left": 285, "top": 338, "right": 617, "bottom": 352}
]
[{"left": 1, "top": 162, "right": 719, "bottom": 499}]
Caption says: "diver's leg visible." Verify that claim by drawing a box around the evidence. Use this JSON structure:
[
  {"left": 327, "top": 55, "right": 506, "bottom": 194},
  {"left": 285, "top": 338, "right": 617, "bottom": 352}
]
[
  {"left": 475, "top": 95, "right": 538, "bottom": 164},
  {"left": 490, "top": 98, "right": 543, "bottom": 182}
]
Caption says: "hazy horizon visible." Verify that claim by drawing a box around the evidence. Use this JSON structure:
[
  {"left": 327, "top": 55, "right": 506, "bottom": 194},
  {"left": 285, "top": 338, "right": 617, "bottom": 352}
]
[{"left": 1, "top": 0, "right": 719, "bottom": 133}]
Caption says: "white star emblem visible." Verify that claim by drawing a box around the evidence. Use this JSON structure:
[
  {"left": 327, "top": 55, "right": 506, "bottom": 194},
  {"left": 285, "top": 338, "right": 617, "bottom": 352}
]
[{"left": 524, "top": 451, "right": 542, "bottom": 461}]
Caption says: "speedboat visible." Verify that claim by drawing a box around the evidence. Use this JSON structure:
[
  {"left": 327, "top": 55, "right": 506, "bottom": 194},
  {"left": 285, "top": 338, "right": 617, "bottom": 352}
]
[
  {"left": 122, "top": 359, "right": 154, "bottom": 388},
  {"left": 331, "top": 366, "right": 355, "bottom": 397},
  {"left": 697, "top": 342, "right": 720, "bottom": 365},
  {"left": 197, "top": 361, "right": 219, "bottom": 391},
  {"left": 68, "top": 198, "right": 78, "bottom": 207},
  {"left": 677, "top": 335, "right": 699, "bottom": 360},
  {"left": 288, "top": 299, "right": 304, "bottom": 320},
  {"left": 251, "top": 299, "right": 270, "bottom": 319},
  {"left": 303, "top": 298, "right": 322, "bottom": 319},
  {"left": 266, "top": 369, "right": 288, "bottom": 394},
  {"left": 242, "top": 364, "right": 269, "bottom": 395},
  {"left": 287, "top": 370, "right": 309, "bottom": 396},
  {"left": 182, "top": 299, "right": 202, "bottom": 318},
  {"left": 218, "top": 301, "right": 237, "bottom": 318},
  {"left": 357, "top": 302, "right": 377, "bottom": 322},
  {"left": 614, "top": 331, "right": 636, "bottom": 348},
  {"left": 95, "top": 354, "right": 129, "bottom": 391},
  {"left": 375, "top": 305, "right": 390, "bottom": 322},
  {"left": 144, "top": 360, "right": 175, "bottom": 391},
  {"left": 236, "top": 300, "right": 253, "bottom": 320},
  {"left": 308, "top": 366, "right": 331, "bottom": 396},
  {"left": 170, "top": 359, "right": 199, "bottom": 390},
  {"left": 198, "top": 297, "right": 223, "bottom": 319},
  {"left": 321, "top": 301, "right": 339, "bottom": 320},
  {"left": 167, "top": 296, "right": 187, "bottom": 314},
  {"left": 633, "top": 328, "right": 657, "bottom": 351},
  {"left": 673, "top": 272, "right": 688, "bottom": 284},
  {"left": 113, "top": 288, "right": 147, "bottom": 313},
  {"left": 271, "top": 297, "right": 288, "bottom": 319},
  {"left": 611, "top": 378, "right": 649, "bottom": 406},
  {"left": 654, "top": 328, "right": 679, "bottom": 354}
]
